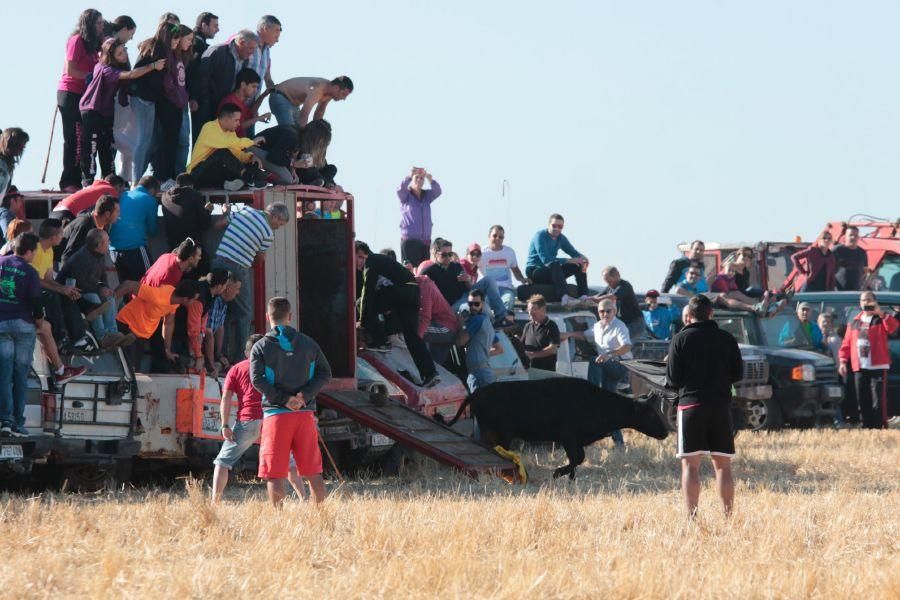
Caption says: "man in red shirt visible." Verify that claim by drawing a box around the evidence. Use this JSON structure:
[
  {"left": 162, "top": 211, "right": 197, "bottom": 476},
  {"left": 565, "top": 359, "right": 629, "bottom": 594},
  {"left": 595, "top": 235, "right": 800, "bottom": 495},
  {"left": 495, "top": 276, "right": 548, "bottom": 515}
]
[
  {"left": 211, "top": 333, "right": 304, "bottom": 502},
  {"left": 50, "top": 174, "right": 126, "bottom": 223},
  {"left": 839, "top": 291, "right": 899, "bottom": 429},
  {"left": 416, "top": 274, "right": 458, "bottom": 364},
  {"left": 141, "top": 238, "right": 203, "bottom": 287},
  {"left": 216, "top": 68, "right": 271, "bottom": 138}
]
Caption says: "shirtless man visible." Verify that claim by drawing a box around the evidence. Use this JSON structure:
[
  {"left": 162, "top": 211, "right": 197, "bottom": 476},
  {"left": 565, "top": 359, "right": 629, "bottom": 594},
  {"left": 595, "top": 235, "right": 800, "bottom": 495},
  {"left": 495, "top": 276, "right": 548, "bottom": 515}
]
[{"left": 269, "top": 76, "right": 354, "bottom": 128}]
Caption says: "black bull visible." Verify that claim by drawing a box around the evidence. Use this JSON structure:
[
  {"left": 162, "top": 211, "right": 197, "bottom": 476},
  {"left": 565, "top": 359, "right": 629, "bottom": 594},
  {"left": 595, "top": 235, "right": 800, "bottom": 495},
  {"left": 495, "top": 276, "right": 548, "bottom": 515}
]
[{"left": 442, "top": 378, "right": 670, "bottom": 479}]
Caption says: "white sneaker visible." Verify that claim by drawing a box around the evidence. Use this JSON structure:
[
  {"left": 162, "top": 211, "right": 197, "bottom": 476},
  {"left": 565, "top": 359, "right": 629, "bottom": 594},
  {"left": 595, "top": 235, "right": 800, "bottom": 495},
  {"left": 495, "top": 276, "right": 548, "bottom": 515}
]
[
  {"left": 224, "top": 179, "right": 245, "bottom": 191},
  {"left": 561, "top": 294, "right": 577, "bottom": 306},
  {"left": 160, "top": 179, "right": 177, "bottom": 192}
]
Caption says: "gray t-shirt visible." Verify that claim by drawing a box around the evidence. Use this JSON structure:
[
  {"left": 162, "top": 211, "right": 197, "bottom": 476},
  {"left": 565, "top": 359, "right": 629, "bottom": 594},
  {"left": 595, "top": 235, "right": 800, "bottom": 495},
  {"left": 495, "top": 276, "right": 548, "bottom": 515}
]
[{"left": 464, "top": 313, "right": 498, "bottom": 371}]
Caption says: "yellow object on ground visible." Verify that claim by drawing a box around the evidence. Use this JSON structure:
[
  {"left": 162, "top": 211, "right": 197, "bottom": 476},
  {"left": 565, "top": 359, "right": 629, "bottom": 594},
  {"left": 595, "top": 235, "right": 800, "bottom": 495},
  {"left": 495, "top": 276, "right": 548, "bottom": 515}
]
[{"left": 494, "top": 445, "right": 528, "bottom": 484}]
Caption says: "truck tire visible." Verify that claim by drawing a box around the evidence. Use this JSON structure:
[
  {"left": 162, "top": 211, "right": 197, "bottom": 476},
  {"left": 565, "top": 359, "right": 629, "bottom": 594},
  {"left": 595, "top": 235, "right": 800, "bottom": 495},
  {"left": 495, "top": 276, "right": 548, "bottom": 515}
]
[
  {"left": 744, "top": 398, "right": 783, "bottom": 431},
  {"left": 61, "top": 459, "right": 132, "bottom": 492}
]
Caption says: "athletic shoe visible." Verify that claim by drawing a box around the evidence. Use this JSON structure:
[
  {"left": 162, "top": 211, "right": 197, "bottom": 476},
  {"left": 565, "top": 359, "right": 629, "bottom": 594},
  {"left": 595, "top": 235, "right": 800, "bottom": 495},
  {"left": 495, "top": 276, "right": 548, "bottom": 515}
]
[
  {"left": 160, "top": 179, "right": 176, "bottom": 192},
  {"left": 55, "top": 365, "right": 87, "bottom": 386},
  {"left": 72, "top": 334, "right": 100, "bottom": 355},
  {"left": 368, "top": 343, "right": 392, "bottom": 353},
  {"left": 247, "top": 178, "right": 269, "bottom": 191},
  {"left": 561, "top": 294, "right": 578, "bottom": 306},
  {"left": 83, "top": 300, "right": 112, "bottom": 322},
  {"left": 224, "top": 179, "right": 245, "bottom": 191},
  {"left": 0, "top": 424, "right": 12, "bottom": 436},
  {"left": 100, "top": 332, "right": 125, "bottom": 351},
  {"left": 9, "top": 425, "right": 29, "bottom": 438},
  {"left": 421, "top": 374, "right": 440, "bottom": 388}
]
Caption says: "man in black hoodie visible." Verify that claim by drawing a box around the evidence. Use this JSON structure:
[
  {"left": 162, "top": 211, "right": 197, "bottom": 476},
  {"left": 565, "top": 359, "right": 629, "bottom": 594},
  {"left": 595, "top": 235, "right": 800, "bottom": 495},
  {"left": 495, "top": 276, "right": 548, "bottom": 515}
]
[
  {"left": 251, "top": 296, "right": 331, "bottom": 506},
  {"left": 666, "top": 294, "right": 742, "bottom": 518},
  {"left": 160, "top": 173, "right": 227, "bottom": 277}
]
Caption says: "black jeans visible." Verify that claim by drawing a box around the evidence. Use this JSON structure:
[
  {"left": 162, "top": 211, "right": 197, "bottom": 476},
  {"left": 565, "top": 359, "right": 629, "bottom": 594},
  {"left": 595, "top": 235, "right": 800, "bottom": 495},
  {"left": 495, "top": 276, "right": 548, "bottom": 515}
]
[
  {"left": 855, "top": 368, "right": 887, "bottom": 429},
  {"left": 42, "top": 289, "right": 67, "bottom": 342},
  {"left": 400, "top": 239, "right": 430, "bottom": 268},
  {"left": 118, "top": 320, "right": 171, "bottom": 373},
  {"left": 57, "top": 90, "right": 84, "bottom": 189},
  {"left": 154, "top": 100, "right": 184, "bottom": 182},
  {"left": 114, "top": 247, "right": 152, "bottom": 286},
  {"left": 526, "top": 262, "right": 588, "bottom": 299},
  {"left": 362, "top": 283, "right": 436, "bottom": 381},
  {"left": 191, "top": 148, "right": 248, "bottom": 188},
  {"left": 79, "top": 110, "right": 115, "bottom": 184}
]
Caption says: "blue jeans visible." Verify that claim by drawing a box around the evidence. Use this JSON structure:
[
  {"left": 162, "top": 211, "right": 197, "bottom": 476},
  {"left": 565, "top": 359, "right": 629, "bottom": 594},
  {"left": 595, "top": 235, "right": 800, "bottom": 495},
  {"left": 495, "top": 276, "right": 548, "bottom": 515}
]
[
  {"left": 453, "top": 278, "right": 507, "bottom": 320},
  {"left": 269, "top": 91, "right": 298, "bottom": 127},
  {"left": 213, "top": 419, "right": 262, "bottom": 469},
  {"left": 176, "top": 105, "right": 191, "bottom": 176},
  {"left": 467, "top": 367, "right": 495, "bottom": 441},
  {"left": 213, "top": 257, "right": 252, "bottom": 363},
  {"left": 0, "top": 319, "right": 37, "bottom": 429},
  {"left": 499, "top": 286, "right": 516, "bottom": 312},
  {"left": 588, "top": 359, "right": 627, "bottom": 446},
  {"left": 129, "top": 96, "right": 156, "bottom": 183},
  {"left": 82, "top": 292, "right": 118, "bottom": 338}
]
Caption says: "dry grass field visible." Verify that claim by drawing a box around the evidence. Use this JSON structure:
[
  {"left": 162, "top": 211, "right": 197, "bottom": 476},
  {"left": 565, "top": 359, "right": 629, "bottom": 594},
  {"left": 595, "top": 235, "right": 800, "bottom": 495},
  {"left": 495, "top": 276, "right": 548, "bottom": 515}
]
[{"left": 1, "top": 429, "right": 897, "bottom": 599}]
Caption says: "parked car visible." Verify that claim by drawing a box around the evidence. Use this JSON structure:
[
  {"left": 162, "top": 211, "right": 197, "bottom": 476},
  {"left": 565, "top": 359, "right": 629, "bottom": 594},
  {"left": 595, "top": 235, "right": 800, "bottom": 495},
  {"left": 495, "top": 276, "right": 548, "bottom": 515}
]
[{"left": 788, "top": 291, "right": 900, "bottom": 417}]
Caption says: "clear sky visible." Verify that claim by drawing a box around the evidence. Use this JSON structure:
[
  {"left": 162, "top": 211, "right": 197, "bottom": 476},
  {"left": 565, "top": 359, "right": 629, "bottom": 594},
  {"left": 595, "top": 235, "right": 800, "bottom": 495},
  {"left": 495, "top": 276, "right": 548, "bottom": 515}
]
[{"left": 2, "top": 1, "right": 897, "bottom": 289}]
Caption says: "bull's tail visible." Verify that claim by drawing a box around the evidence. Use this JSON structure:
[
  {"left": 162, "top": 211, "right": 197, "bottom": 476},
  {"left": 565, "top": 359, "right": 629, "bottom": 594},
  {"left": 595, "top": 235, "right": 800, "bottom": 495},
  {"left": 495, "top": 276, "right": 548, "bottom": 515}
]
[{"left": 435, "top": 392, "right": 474, "bottom": 427}]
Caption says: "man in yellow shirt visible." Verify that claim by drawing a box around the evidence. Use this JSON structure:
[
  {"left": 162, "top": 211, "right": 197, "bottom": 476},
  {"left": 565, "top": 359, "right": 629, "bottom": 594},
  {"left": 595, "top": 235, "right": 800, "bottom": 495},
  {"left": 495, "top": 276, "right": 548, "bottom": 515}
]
[{"left": 188, "top": 104, "right": 269, "bottom": 191}]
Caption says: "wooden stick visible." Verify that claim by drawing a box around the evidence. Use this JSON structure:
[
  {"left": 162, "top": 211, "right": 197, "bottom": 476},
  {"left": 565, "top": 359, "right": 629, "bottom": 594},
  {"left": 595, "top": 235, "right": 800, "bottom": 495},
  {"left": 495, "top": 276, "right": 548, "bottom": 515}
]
[
  {"left": 319, "top": 435, "right": 344, "bottom": 483},
  {"left": 41, "top": 105, "right": 59, "bottom": 185}
]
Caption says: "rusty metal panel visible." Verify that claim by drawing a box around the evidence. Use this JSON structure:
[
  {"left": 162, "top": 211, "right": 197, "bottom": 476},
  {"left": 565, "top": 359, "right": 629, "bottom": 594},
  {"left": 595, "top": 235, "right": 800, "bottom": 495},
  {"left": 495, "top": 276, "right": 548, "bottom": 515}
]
[{"left": 318, "top": 390, "right": 514, "bottom": 476}]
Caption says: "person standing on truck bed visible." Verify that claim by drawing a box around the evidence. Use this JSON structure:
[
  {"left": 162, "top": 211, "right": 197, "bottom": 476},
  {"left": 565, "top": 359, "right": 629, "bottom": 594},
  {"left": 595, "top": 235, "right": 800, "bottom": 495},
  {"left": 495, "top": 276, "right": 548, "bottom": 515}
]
[
  {"left": 109, "top": 176, "right": 161, "bottom": 285},
  {"left": 49, "top": 175, "right": 126, "bottom": 224},
  {"left": 661, "top": 240, "right": 706, "bottom": 294},
  {"left": 790, "top": 231, "right": 836, "bottom": 292},
  {"left": 212, "top": 201, "right": 289, "bottom": 363},
  {"left": 142, "top": 238, "right": 203, "bottom": 287},
  {"left": 0, "top": 233, "right": 43, "bottom": 437},
  {"left": 58, "top": 195, "right": 120, "bottom": 264},
  {"left": 833, "top": 226, "right": 868, "bottom": 291},
  {"left": 356, "top": 241, "right": 440, "bottom": 387},
  {"left": 398, "top": 167, "right": 441, "bottom": 269},
  {"left": 160, "top": 173, "right": 230, "bottom": 278},
  {"left": 251, "top": 297, "right": 331, "bottom": 506},
  {"left": 838, "top": 291, "right": 899, "bottom": 429},
  {"left": 525, "top": 213, "right": 589, "bottom": 305},
  {"left": 666, "top": 294, "right": 743, "bottom": 518}
]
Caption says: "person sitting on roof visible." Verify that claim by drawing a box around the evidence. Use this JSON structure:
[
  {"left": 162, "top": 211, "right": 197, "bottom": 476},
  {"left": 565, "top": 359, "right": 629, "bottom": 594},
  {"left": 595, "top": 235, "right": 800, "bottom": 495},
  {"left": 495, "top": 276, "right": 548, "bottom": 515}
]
[
  {"left": 790, "top": 231, "right": 836, "bottom": 292},
  {"left": 480, "top": 225, "right": 530, "bottom": 312},
  {"left": 187, "top": 103, "right": 269, "bottom": 191},
  {"left": 50, "top": 174, "right": 126, "bottom": 224},
  {"left": 269, "top": 76, "right": 353, "bottom": 129},
  {"left": 661, "top": 240, "right": 707, "bottom": 294},
  {"left": 160, "top": 173, "right": 230, "bottom": 277},
  {"left": 525, "top": 213, "right": 589, "bottom": 305},
  {"left": 594, "top": 266, "right": 646, "bottom": 341}
]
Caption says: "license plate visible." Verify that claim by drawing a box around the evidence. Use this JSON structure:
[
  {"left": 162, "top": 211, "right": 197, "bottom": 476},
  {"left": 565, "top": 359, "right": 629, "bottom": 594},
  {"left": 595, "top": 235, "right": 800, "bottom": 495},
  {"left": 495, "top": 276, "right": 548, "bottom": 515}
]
[
  {"left": 63, "top": 408, "right": 92, "bottom": 423},
  {"left": 370, "top": 433, "right": 393, "bottom": 447},
  {"left": 1, "top": 445, "right": 23, "bottom": 459},
  {"left": 828, "top": 386, "right": 843, "bottom": 398}
]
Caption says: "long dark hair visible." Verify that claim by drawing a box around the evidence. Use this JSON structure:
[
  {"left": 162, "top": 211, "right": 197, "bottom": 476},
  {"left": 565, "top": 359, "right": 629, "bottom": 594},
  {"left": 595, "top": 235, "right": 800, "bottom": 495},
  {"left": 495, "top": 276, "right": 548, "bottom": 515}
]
[
  {"left": 99, "top": 38, "right": 128, "bottom": 69},
  {"left": 73, "top": 9, "right": 103, "bottom": 53},
  {"left": 174, "top": 24, "right": 194, "bottom": 64},
  {"left": 138, "top": 20, "right": 182, "bottom": 60},
  {"left": 0, "top": 128, "right": 29, "bottom": 170}
]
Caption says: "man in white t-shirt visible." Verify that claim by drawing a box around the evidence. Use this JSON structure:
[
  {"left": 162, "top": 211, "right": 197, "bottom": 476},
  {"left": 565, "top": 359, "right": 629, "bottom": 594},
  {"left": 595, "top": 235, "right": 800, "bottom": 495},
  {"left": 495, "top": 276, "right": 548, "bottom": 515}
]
[{"left": 478, "top": 225, "right": 531, "bottom": 311}]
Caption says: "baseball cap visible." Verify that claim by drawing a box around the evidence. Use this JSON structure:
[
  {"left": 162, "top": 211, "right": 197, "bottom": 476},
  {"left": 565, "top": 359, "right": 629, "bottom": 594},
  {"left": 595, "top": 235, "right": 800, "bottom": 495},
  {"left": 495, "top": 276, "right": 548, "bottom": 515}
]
[
  {"left": 798, "top": 302, "right": 812, "bottom": 310},
  {"left": 645, "top": 289, "right": 660, "bottom": 298}
]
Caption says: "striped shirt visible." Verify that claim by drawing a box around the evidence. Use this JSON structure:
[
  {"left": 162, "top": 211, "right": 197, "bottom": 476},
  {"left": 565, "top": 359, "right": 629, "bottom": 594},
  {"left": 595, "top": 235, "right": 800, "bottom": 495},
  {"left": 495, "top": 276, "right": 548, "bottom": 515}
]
[
  {"left": 215, "top": 207, "right": 274, "bottom": 268},
  {"left": 208, "top": 296, "right": 228, "bottom": 331},
  {"left": 246, "top": 43, "right": 271, "bottom": 99}
]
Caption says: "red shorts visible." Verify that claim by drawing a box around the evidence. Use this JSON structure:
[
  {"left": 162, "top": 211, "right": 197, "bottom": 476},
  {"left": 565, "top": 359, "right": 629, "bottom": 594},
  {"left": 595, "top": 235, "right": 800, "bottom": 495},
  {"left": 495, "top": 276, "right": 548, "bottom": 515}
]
[{"left": 258, "top": 411, "right": 323, "bottom": 479}]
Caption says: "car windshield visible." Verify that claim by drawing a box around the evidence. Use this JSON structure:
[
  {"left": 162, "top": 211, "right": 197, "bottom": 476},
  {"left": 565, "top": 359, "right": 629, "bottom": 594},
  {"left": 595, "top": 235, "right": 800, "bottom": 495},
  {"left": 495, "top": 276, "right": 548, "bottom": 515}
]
[{"left": 760, "top": 312, "right": 815, "bottom": 349}]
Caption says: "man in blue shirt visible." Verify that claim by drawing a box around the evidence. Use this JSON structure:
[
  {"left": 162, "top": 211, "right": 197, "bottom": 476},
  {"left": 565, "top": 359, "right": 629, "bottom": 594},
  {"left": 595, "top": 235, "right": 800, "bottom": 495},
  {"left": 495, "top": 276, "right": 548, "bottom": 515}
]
[
  {"left": 525, "top": 213, "right": 589, "bottom": 304},
  {"left": 456, "top": 289, "right": 504, "bottom": 393},
  {"left": 642, "top": 290, "right": 677, "bottom": 340},
  {"left": 109, "top": 176, "right": 160, "bottom": 285}
]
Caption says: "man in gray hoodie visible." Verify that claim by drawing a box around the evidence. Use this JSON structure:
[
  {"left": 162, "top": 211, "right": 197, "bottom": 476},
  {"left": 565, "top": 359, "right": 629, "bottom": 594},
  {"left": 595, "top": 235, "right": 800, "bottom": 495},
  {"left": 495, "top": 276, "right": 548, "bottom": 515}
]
[{"left": 251, "top": 296, "right": 331, "bottom": 506}]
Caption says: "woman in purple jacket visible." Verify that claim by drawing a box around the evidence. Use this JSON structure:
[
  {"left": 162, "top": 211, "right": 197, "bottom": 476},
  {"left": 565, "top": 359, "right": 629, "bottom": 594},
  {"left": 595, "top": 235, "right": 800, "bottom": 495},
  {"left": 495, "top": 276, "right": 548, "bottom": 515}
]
[
  {"left": 791, "top": 231, "right": 836, "bottom": 292},
  {"left": 398, "top": 167, "right": 441, "bottom": 268},
  {"left": 155, "top": 24, "right": 194, "bottom": 188},
  {"left": 79, "top": 39, "right": 165, "bottom": 187}
]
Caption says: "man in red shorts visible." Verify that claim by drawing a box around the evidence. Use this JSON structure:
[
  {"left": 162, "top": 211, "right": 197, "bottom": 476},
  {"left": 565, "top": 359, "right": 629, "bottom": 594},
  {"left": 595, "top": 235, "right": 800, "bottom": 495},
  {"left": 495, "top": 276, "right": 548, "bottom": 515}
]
[{"left": 251, "top": 297, "right": 331, "bottom": 506}]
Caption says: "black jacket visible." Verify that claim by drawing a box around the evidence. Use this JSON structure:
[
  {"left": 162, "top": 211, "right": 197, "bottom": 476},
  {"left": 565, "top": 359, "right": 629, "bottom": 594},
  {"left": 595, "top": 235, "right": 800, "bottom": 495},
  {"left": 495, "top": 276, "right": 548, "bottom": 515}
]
[
  {"left": 160, "top": 186, "right": 212, "bottom": 250},
  {"left": 57, "top": 245, "right": 108, "bottom": 294},
  {"left": 666, "top": 320, "right": 742, "bottom": 406},
  {"left": 186, "top": 34, "right": 210, "bottom": 102},
  {"left": 60, "top": 215, "right": 106, "bottom": 265},
  {"left": 250, "top": 326, "right": 332, "bottom": 412},
  {"left": 199, "top": 43, "right": 240, "bottom": 114},
  {"left": 256, "top": 125, "right": 301, "bottom": 167},
  {"left": 129, "top": 49, "right": 166, "bottom": 102},
  {"left": 661, "top": 257, "right": 705, "bottom": 293},
  {"left": 359, "top": 253, "right": 416, "bottom": 318}
]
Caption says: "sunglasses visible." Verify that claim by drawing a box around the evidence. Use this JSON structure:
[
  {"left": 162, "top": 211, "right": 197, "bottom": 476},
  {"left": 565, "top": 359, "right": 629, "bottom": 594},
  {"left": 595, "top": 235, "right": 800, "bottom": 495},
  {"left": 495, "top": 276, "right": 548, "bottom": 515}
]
[
  {"left": 469, "top": 301, "right": 482, "bottom": 307},
  {"left": 440, "top": 252, "right": 453, "bottom": 258},
  {"left": 687, "top": 272, "right": 700, "bottom": 276},
  {"left": 469, "top": 251, "right": 481, "bottom": 257}
]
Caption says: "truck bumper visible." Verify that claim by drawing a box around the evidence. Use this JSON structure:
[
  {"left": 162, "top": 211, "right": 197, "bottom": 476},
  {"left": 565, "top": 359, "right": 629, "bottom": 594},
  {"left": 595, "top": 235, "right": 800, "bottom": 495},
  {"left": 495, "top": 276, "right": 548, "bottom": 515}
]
[
  {"left": 50, "top": 438, "right": 141, "bottom": 464},
  {"left": 0, "top": 435, "right": 54, "bottom": 475},
  {"left": 775, "top": 383, "right": 842, "bottom": 420}
]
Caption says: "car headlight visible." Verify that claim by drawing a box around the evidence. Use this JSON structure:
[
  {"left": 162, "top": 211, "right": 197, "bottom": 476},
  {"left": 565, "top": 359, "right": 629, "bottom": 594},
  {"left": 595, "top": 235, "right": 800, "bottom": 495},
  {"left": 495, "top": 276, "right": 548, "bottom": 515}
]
[{"left": 790, "top": 364, "right": 816, "bottom": 382}]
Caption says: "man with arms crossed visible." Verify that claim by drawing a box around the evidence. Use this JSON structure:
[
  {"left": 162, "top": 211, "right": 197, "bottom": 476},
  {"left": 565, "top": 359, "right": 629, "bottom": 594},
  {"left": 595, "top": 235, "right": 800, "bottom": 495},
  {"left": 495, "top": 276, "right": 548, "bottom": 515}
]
[
  {"left": 251, "top": 297, "right": 331, "bottom": 507},
  {"left": 666, "top": 294, "right": 743, "bottom": 518}
]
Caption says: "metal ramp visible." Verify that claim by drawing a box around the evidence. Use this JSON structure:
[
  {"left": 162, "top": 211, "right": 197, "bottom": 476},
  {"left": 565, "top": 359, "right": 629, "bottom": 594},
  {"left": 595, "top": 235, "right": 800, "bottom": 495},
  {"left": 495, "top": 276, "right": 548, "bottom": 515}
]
[{"left": 318, "top": 390, "right": 515, "bottom": 478}]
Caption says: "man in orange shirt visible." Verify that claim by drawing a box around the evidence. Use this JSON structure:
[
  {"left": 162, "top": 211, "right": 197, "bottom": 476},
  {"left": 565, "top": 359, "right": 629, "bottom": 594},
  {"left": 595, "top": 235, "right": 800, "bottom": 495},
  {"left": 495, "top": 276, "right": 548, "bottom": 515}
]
[{"left": 115, "top": 279, "right": 200, "bottom": 372}]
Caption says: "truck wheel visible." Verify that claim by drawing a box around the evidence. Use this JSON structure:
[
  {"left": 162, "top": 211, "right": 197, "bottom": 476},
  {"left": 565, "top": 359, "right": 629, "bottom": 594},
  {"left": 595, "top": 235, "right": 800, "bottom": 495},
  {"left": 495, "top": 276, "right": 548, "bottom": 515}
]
[
  {"left": 62, "top": 459, "right": 132, "bottom": 492},
  {"left": 744, "top": 398, "right": 783, "bottom": 431}
]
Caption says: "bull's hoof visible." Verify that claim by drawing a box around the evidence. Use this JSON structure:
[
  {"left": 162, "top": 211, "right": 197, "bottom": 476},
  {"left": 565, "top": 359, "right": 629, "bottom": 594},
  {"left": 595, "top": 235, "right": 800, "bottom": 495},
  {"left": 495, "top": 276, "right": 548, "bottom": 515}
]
[{"left": 552, "top": 466, "right": 569, "bottom": 479}]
